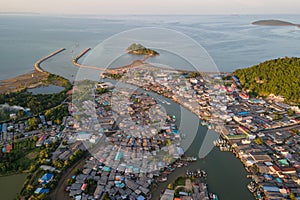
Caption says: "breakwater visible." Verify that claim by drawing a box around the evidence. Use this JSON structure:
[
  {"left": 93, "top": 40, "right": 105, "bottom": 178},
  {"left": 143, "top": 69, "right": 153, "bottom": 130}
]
[
  {"left": 72, "top": 48, "right": 91, "bottom": 68},
  {"left": 34, "top": 48, "right": 66, "bottom": 73},
  {"left": 72, "top": 48, "right": 106, "bottom": 71}
]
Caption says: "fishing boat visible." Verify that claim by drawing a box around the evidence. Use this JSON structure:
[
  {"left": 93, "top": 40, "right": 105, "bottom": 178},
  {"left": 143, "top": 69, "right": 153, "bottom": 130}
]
[
  {"left": 157, "top": 176, "right": 168, "bottom": 182},
  {"left": 247, "top": 182, "right": 256, "bottom": 193},
  {"left": 239, "top": 92, "right": 249, "bottom": 100}
]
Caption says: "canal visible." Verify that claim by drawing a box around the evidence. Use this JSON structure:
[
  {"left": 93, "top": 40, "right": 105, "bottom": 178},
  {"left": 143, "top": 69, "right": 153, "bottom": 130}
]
[
  {"left": 0, "top": 173, "right": 27, "bottom": 200},
  {"left": 104, "top": 79, "right": 254, "bottom": 200},
  {"left": 145, "top": 90, "right": 254, "bottom": 200}
]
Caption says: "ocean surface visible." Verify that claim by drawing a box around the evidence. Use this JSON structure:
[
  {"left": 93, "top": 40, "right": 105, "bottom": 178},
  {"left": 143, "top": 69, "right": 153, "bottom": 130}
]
[{"left": 0, "top": 14, "right": 300, "bottom": 80}]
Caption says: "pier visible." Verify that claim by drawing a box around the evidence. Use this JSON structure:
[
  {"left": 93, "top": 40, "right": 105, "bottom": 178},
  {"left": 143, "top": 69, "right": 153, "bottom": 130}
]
[{"left": 34, "top": 48, "right": 66, "bottom": 73}]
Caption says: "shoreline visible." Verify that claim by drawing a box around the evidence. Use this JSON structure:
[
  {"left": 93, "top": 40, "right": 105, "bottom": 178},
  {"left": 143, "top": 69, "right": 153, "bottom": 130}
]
[{"left": 0, "top": 48, "right": 66, "bottom": 94}]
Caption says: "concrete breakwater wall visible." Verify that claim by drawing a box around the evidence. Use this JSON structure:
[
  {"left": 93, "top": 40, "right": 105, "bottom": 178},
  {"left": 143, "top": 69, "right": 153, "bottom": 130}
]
[
  {"left": 72, "top": 48, "right": 106, "bottom": 71},
  {"left": 34, "top": 48, "right": 66, "bottom": 73},
  {"left": 72, "top": 48, "right": 91, "bottom": 68}
]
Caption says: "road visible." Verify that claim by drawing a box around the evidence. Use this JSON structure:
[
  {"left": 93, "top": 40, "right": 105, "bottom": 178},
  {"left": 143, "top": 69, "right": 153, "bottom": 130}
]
[{"left": 49, "top": 153, "right": 88, "bottom": 200}]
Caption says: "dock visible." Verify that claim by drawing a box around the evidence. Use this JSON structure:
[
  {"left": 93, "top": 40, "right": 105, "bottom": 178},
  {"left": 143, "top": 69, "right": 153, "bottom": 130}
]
[{"left": 34, "top": 48, "right": 66, "bottom": 73}]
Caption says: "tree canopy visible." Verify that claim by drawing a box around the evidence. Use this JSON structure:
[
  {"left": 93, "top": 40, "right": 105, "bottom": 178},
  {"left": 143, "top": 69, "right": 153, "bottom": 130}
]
[{"left": 234, "top": 57, "right": 300, "bottom": 103}]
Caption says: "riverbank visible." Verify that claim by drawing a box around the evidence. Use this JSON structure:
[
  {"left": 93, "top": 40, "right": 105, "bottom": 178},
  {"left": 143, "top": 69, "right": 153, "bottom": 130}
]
[{"left": 106, "top": 61, "right": 300, "bottom": 199}]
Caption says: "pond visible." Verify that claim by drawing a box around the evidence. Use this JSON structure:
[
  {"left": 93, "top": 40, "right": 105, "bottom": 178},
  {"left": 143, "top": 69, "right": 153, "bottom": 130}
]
[
  {"left": 0, "top": 173, "right": 27, "bottom": 200},
  {"left": 27, "top": 84, "right": 64, "bottom": 94}
]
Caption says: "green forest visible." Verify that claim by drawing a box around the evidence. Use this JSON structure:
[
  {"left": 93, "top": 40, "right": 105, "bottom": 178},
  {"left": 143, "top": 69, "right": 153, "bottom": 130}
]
[
  {"left": 233, "top": 57, "right": 300, "bottom": 103},
  {"left": 0, "top": 74, "right": 72, "bottom": 122}
]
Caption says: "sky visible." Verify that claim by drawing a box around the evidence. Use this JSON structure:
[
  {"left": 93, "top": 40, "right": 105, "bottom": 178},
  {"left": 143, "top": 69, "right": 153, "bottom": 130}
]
[{"left": 1, "top": 0, "right": 300, "bottom": 15}]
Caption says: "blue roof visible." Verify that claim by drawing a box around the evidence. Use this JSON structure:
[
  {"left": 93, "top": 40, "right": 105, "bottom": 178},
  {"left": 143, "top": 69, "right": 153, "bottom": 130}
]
[
  {"left": 263, "top": 186, "right": 279, "bottom": 192},
  {"left": 276, "top": 178, "right": 283, "bottom": 183},
  {"left": 263, "top": 174, "right": 273, "bottom": 179},
  {"left": 115, "top": 152, "right": 123, "bottom": 161},
  {"left": 238, "top": 111, "right": 249, "bottom": 116},
  {"left": 34, "top": 188, "right": 49, "bottom": 194},
  {"left": 39, "top": 173, "right": 54, "bottom": 184},
  {"left": 115, "top": 183, "right": 125, "bottom": 188},
  {"left": 103, "top": 166, "right": 111, "bottom": 172},
  {"left": 137, "top": 196, "right": 145, "bottom": 200},
  {"left": 24, "top": 110, "right": 31, "bottom": 117}
]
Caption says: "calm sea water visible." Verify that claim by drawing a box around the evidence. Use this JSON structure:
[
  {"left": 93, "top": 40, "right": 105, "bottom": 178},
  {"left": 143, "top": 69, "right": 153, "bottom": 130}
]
[{"left": 0, "top": 14, "right": 300, "bottom": 80}]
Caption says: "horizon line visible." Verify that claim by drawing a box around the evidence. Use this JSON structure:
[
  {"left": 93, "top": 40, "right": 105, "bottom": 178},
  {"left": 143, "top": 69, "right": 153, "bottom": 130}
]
[{"left": 1, "top": 12, "right": 300, "bottom": 16}]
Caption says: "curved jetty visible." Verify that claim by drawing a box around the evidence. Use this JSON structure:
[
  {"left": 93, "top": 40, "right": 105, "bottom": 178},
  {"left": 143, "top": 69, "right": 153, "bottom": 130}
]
[
  {"left": 34, "top": 48, "right": 66, "bottom": 73},
  {"left": 72, "top": 48, "right": 106, "bottom": 71},
  {"left": 72, "top": 48, "right": 91, "bottom": 68}
]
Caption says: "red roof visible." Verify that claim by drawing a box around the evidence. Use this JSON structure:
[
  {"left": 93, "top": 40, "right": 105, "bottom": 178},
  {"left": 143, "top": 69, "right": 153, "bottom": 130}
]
[{"left": 6, "top": 144, "right": 12, "bottom": 153}]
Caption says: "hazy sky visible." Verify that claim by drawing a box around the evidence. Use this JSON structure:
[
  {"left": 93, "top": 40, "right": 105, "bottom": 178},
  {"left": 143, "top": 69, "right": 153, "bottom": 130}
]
[{"left": 1, "top": 0, "right": 300, "bottom": 15}]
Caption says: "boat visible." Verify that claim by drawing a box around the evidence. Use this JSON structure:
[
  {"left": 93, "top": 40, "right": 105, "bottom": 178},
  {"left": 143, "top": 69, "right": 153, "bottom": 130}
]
[
  {"left": 247, "top": 182, "right": 256, "bottom": 193},
  {"left": 207, "top": 123, "right": 213, "bottom": 129},
  {"left": 157, "top": 176, "right": 167, "bottom": 182},
  {"left": 239, "top": 92, "right": 249, "bottom": 100},
  {"left": 213, "top": 194, "right": 219, "bottom": 200}
]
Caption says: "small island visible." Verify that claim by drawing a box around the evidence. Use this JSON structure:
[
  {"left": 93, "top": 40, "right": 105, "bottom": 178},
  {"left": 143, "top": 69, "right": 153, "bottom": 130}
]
[
  {"left": 252, "top": 19, "right": 300, "bottom": 28},
  {"left": 126, "top": 43, "right": 159, "bottom": 56}
]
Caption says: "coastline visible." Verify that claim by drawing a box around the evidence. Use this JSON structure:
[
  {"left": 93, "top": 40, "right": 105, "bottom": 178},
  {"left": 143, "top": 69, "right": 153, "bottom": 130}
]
[
  {"left": 0, "top": 71, "right": 48, "bottom": 94},
  {"left": 0, "top": 48, "right": 66, "bottom": 94},
  {"left": 2, "top": 46, "right": 298, "bottom": 199}
]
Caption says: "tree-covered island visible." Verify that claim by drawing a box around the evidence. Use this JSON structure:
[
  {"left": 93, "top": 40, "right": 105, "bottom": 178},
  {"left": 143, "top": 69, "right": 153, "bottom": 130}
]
[{"left": 126, "top": 43, "right": 159, "bottom": 56}]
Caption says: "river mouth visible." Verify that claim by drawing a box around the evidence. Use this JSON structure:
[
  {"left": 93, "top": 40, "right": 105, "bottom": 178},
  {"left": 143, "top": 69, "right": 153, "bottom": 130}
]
[{"left": 27, "top": 84, "right": 65, "bottom": 94}]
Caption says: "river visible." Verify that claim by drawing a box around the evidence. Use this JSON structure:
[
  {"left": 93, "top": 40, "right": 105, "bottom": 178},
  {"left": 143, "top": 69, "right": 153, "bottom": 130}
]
[
  {"left": 145, "top": 90, "right": 254, "bottom": 200},
  {"left": 0, "top": 173, "right": 27, "bottom": 200},
  {"left": 103, "top": 80, "right": 254, "bottom": 200}
]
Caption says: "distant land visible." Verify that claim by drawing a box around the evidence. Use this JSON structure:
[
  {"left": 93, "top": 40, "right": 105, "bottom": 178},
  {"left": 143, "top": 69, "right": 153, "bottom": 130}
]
[
  {"left": 252, "top": 19, "right": 300, "bottom": 28},
  {"left": 0, "top": 12, "right": 40, "bottom": 15}
]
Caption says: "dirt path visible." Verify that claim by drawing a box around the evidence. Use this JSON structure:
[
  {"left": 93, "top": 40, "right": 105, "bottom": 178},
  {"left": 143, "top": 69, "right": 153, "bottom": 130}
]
[{"left": 49, "top": 154, "right": 88, "bottom": 200}]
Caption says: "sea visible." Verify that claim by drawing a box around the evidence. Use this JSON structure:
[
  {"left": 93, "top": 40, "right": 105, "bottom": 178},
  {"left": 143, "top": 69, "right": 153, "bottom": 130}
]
[
  {"left": 0, "top": 14, "right": 300, "bottom": 200},
  {"left": 0, "top": 14, "right": 300, "bottom": 80}
]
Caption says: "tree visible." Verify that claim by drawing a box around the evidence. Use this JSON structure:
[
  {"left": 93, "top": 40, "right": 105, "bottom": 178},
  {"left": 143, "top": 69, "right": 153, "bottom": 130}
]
[
  {"left": 234, "top": 57, "right": 300, "bottom": 102},
  {"left": 67, "top": 178, "right": 75, "bottom": 185},
  {"left": 26, "top": 184, "right": 34, "bottom": 193},
  {"left": 33, "top": 135, "right": 39, "bottom": 142},
  {"left": 288, "top": 109, "right": 295, "bottom": 116},
  {"left": 53, "top": 159, "right": 63, "bottom": 169},
  {"left": 102, "top": 193, "right": 111, "bottom": 200},
  {"left": 254, "top": 138, "right": 263, "bottom": 145},
  {"left": 28, "top": 117, "right": 38, "bottom": 129},
  {"left": 64, "top": 160, "right": 70, "bottom": 167}
]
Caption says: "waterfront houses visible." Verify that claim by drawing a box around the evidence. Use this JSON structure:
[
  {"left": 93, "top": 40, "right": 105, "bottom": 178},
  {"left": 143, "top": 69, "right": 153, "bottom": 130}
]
[{"left": 101, "top": 65, "right": 300, "bottom": 199}]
